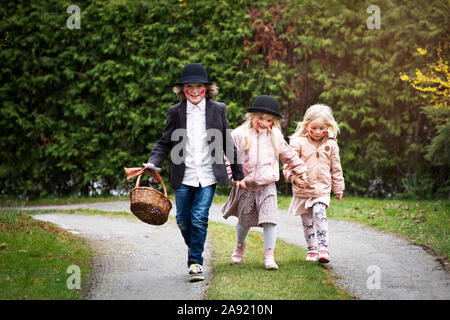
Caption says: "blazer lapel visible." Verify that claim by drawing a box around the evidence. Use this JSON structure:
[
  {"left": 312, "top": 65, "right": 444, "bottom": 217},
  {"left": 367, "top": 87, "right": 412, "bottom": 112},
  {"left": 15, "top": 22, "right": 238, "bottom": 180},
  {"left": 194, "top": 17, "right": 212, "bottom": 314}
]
[
  {"left": 178, "top": 100, "right": 187, "bottom": 129},
  {"left": 205, "top": 99, "right": 213, "bottom": 130}
]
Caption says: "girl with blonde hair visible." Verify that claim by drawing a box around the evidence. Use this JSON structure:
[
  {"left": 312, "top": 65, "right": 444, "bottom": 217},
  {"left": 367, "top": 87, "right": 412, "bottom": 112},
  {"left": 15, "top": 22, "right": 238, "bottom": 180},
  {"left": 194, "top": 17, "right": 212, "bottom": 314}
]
[
  {"left": 222, "top": 95, "right": 308, "bottom": 270},
  {"left": 284, "top": 104, "right": 344, "bottom": 263}
]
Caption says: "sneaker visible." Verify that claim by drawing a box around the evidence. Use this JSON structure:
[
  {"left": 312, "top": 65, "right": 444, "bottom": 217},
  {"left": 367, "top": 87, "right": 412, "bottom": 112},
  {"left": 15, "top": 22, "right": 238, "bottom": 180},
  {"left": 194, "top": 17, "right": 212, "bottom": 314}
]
[
  {"left": 318, "top": 250, "right": 330, "bottom": 263},
  {"left": 188, "top": 263, "right": 205, "bottom": 282},
  {"left": 305, "top": 250, "right": 319, "bottom": 262}
]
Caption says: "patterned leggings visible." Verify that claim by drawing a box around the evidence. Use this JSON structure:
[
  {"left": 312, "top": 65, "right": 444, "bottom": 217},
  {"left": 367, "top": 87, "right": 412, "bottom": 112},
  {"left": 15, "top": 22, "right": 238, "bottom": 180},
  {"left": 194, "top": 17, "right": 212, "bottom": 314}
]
[{"left": 301, "top": 202, "right": 329, "bottom": 252}]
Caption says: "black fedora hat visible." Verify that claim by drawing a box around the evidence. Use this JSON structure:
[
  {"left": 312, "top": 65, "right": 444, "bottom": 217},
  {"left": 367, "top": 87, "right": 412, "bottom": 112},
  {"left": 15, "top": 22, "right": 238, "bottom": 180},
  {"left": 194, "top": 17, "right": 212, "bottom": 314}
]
[
  {"left": 247, "top": 95, "right": 282, "bottom": 118},
  {"left": 176, "top": 63, "right": 213, "bottom": 86}
]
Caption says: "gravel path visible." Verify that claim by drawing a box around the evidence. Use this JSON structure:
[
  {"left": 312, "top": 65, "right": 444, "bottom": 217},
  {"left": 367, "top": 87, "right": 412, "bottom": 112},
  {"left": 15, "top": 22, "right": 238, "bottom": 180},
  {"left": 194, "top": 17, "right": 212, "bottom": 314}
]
[{"left": 27, "top": 201, "right": 449, "bottom": 300}]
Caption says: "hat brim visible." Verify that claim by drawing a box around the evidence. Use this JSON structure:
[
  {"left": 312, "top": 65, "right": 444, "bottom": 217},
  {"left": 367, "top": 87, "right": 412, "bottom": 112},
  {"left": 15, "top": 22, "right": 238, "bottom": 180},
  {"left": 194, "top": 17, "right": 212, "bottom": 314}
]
[
  {"left": 247, "top": 107, "right": 283, "bottom": 118},
  {"left": 176, "top": 81, "right": 213, "bottom": 86},
  {"left": 176, "top": 76, "right": 212, "bottom": 86}
]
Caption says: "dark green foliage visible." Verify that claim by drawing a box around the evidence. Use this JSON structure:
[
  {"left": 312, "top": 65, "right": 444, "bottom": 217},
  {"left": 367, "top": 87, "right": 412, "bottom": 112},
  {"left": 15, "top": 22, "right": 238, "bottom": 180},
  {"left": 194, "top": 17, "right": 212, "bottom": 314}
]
[
  {"left": 0, "top": 0, "right": 252, "bottom": 197},
  {"left": 0, "top": 0, "right": 448, "bottom": 198},
  {"left": 243, "top": 0, "right": 449, "bottom": 198}
]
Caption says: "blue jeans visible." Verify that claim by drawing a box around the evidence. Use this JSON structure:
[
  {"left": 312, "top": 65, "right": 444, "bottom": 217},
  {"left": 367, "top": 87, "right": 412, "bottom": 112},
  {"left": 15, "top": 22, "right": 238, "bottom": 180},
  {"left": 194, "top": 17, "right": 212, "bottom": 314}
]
[{"left": 175, "top": 183, "right": 216, "bottom": 266}]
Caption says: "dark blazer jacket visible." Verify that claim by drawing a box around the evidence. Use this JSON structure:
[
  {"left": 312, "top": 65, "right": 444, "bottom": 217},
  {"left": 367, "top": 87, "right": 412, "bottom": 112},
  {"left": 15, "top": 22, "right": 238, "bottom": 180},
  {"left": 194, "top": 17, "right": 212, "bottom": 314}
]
[{"left": 147, "top": 99, "right": 244, "bottom": 189}]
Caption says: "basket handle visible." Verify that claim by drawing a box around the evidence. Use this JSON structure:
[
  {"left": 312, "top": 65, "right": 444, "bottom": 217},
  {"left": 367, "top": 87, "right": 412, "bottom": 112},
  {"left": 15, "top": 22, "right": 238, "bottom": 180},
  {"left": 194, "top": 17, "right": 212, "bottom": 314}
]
[{"left": 135, "top": 172, "right": 168, "bottom": 198}]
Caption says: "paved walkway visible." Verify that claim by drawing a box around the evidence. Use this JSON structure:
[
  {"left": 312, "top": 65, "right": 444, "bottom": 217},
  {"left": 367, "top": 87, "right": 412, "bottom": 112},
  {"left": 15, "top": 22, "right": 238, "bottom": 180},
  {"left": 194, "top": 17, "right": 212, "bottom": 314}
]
[
  {"left": 33, "top": 213, "right": 210, "bottom": 300},
  {"left": 27, "top": 201, "right": 449, "bottom": 300}
]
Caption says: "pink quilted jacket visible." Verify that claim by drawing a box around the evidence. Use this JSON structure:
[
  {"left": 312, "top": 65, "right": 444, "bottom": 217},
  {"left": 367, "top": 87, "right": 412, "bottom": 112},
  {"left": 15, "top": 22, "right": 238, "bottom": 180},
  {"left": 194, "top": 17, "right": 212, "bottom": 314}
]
[
  {"left": 283, "top": 135, "right": 345, "bottom": 197},
  {"left": 226, "top": 126, "right": 307, "bottom": 191}
]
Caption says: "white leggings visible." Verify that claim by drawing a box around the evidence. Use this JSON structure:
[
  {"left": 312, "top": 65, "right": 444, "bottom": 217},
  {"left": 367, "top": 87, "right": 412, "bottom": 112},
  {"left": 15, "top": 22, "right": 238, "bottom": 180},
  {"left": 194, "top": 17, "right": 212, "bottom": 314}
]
[{"left": 236, "top": 223, "right": 277, "bottom": 250}]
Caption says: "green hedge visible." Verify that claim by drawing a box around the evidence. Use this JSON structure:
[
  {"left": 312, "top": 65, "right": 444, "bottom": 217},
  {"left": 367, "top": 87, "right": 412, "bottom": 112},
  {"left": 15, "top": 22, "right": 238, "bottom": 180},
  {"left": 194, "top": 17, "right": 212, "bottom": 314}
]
[{"left": 1, "top": 0, "right": 448, "bottom": 198}]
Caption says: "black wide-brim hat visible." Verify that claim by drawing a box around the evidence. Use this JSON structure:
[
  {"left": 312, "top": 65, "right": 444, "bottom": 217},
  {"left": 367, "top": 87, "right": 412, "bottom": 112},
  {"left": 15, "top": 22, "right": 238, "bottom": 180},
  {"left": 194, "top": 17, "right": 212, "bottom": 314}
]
[
  {"left": 247, "top": 95, "right": 282, "bottom": 118},
  {"left": 176, "top": 63, "right": 213, "bottom": 86}
]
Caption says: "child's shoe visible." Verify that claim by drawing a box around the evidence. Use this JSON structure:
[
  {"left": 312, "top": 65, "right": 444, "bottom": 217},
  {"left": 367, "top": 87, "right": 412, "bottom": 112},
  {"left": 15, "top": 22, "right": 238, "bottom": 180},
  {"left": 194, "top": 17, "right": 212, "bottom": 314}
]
[
  {"left": 188, "top": 263, "right": 205, "bottom": 282},
  {"left": 305, "top": 250, "right": 319, "bottom": 262},
  {"left": 230, "top": 243, "right": 246, "bottom": 264},
  {"left": 264, "top": 248, "right": 279, "bottom": 270},
  {"left": 318, "top": 250, "right": 330, "bottom": 263}
]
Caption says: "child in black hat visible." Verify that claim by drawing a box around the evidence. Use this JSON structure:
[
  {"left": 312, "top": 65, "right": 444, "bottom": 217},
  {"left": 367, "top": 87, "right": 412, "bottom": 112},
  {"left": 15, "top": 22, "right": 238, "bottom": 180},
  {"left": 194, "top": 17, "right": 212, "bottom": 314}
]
[
  {"left": 222, "top": 95, "right": 308, "bottom": 270},
  {"left": 145, "top": 63, "right": 245, "bottom": 282}
]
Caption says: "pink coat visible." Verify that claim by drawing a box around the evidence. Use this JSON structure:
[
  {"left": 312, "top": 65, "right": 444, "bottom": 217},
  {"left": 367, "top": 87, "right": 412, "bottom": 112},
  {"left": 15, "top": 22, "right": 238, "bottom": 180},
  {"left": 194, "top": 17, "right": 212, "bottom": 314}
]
[
  {"left": 283, "top": 135, "right": 345, "bottom": 197},
  {"left": 226, "top": 126, "right": 307, "bottom": 191}
]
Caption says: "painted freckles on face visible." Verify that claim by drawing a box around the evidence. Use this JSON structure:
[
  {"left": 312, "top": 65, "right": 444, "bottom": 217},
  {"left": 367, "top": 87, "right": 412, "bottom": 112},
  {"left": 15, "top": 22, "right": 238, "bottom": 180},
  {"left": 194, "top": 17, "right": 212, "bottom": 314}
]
[
  {"left": 184, "top": 83, "right": 206, "bottom": 104},
  {"left": 307, "top": 118, "right": 328, "bottom": 140},
  {"left": 253, "top": 114, "right": 274, "bottom": 132}
]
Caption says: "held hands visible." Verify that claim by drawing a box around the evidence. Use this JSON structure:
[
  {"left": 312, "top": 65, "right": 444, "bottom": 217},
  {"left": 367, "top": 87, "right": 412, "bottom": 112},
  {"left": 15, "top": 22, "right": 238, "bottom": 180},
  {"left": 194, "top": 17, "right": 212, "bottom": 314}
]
[
  {"left": 233, "top": 179, "right": 247, "bottom": 190},
  {"left": 335, "top": 193, "right": 343, "bottom": 200},
  {"left": 294, "top": 172, "right": 309, "bottom": 188}
]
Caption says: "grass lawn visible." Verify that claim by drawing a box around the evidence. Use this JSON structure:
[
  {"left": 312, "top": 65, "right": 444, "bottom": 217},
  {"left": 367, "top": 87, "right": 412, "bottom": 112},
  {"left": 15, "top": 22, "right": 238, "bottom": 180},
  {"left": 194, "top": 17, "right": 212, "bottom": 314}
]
[
  {"left": 206, "top": 220, "right": 352, "bottom": 300},
  {"left": 0, "top": 209, "right": 94, "bottom": 299}
]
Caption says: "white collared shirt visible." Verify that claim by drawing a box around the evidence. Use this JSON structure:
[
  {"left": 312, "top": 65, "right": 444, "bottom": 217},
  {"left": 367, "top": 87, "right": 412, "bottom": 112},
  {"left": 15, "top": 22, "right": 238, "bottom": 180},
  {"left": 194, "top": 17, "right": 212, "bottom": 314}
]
[{"left": 182, "top": 98, "right": 217, "bottom": 187}]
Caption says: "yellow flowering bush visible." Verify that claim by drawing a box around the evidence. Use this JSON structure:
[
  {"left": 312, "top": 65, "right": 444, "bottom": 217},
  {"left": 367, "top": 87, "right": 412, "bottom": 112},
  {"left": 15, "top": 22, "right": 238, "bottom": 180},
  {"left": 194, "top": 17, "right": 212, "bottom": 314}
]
[
  {"left": 401, "top": 47, "right": 450, "bottom": 177},
  {"left": 401, "top": 47, "right": 449, "bottom": 111}
]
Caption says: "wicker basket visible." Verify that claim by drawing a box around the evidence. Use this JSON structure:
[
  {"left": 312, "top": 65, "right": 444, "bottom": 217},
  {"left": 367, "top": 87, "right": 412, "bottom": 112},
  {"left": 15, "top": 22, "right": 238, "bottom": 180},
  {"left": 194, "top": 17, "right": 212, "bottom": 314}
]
[{"left": 129, "top": 173, "right": 172, "bottom": 225}]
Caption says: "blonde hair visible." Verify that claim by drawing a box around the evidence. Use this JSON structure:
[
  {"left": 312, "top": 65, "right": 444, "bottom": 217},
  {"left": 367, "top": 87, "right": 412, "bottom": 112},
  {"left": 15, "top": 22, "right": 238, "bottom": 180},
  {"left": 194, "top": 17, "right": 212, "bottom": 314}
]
[
  {"left": 291, "top": 104, "right": 339, "bottom": 139},
  {"left": 236, "top": 112, "right": 281, "bottom": 156},
  {"left": 172, "top": 83, "right": 219, "bottom": 101}
]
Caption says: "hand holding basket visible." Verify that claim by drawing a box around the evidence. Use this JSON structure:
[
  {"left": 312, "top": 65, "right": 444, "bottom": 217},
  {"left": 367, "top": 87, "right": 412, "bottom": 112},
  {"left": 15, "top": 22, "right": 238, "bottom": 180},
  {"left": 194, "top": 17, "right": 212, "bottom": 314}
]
[{"left": 124, "top": 167, "right": 172, "bottom": 225}]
